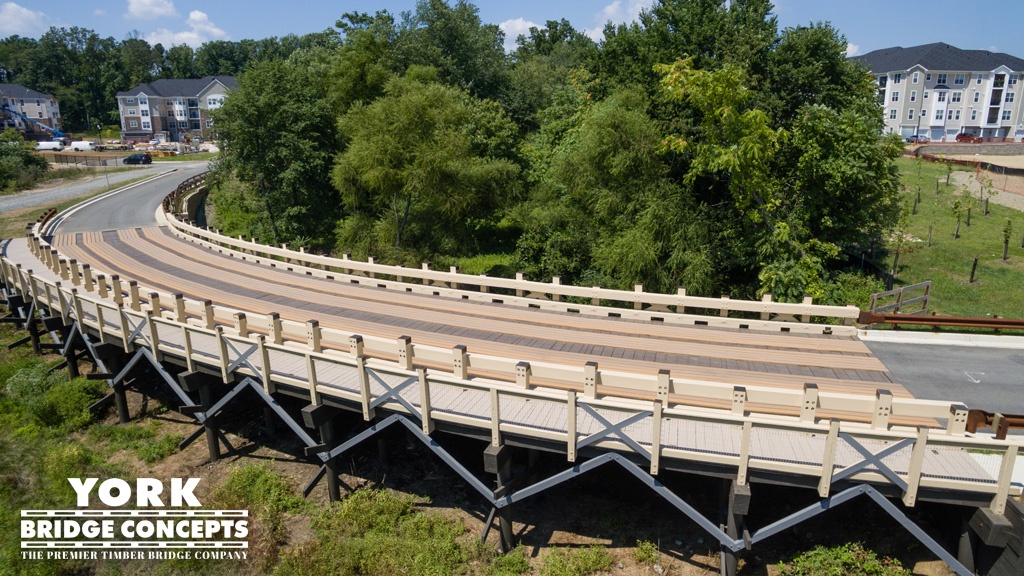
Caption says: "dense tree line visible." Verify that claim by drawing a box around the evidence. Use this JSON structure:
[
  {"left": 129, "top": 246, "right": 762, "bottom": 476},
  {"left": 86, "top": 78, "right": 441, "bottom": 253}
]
[
  {"left": 208, "top": 0, "right": 901, "bottom": 302},
  {"left": 0, "top": 27, "right": 340, "bottom": 130},
  {"left": 5, "top": 0, "right": 902, "bottom": 302}
]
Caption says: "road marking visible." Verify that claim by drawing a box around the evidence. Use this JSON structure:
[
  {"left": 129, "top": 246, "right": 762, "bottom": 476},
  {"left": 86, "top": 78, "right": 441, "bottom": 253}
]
[{"left": 965, "top": 372, "right": 985, "bottom": 383}]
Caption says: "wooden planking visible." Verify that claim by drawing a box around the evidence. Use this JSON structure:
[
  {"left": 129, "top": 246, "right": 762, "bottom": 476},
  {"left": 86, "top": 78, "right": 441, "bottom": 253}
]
[{"left": 61, "top": 234, "right": 906, "bottom": 400}]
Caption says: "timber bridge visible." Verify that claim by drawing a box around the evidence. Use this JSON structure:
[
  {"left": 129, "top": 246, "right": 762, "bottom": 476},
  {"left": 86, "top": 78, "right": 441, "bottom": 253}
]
[{"left": 2, "top": 167, "right": 1024, "bottom": 575}]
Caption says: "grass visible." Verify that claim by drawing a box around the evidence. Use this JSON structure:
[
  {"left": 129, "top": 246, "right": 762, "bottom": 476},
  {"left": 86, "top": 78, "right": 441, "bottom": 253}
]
[
  {"left": 160, "top": 151, "right": 218, "bottom": 162},
  {"left": 883, "top": 156, "right": 1024, "bottom": 318},
  {"left": 776, "top": 542, "right": 912, "bottom": 575},
  {"left": 87, "top": 422, "right": 182, "bottom": 463},
  {"left": 540, "top": 545, "right": 613, "bottom": 576}
]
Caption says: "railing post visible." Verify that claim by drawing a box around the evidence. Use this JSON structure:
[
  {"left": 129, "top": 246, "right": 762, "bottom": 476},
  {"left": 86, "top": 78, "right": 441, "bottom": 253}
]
[
  {"left": 397, "top": 335, "right": 412, "bottom": 370},
  {"left": 233, "top": 312, "right": 248, "bottom": 338},
  {"left": 991, "top": 445, "right": 1018, "bottom": 515},
  {"left": 349, "top": 335, "right": 364, "bottom": 357},
  {"left": 81, "top": 264, "right": 93, "bottom": 292},
  {"left": 516, "top": 361, "right": 531, "bottom": 389},
  {"left": 110, "top": 275, "right": 123, "bottom": 307},
  {"left": 267, "top": 312, "right": 282, "bottom": 345},
  {"left": 550, "top": 276, "right": 560, "bottom": 301},
  {"left": 948, "top": 404, "right": 968, "bottom": 435},
  {"left": 719, "top": 295, "right": 731, "bottom": 317},
  {"left": 801, "top": 383, "right": 819, "bottom": 423},
  {"left": 146, "top": 310, "right": 162, "bottom": 361},
  {"left": 128, "top": 281, "right": 141, "bottom": 312},
  {"left": 97, "top": 274, "right": 108, "bottom": 298},
  {"left": 148, "top": 292, "right": 161, "bottom": 317},
  {"left": 650, "top": 400, "right": 663, "bottom": 475},
  {"left": 634, "top": 284, "right": 643, "bottom": 310},
  {"left": 732, "top": 386, "right": 746, "bottom": 415},
  {"left": 515, "top": 271, "right": 524, "bottom": 297},
  {"left": 58, "top": 259, "right": 70, "bottom": 281},
  {"left": 417, "top": 367, "right": 433, "bottom": 434},
  {"left": 202, "top": 299, "right": 215, "bottom": 329},
  {"left": 452, "top": 345, "right": 468, "bottom": 379},
  {"left": 173, "top": 293, "right": 186, "bottom": 322},
  {"left": 117, "top": 303, "right": 131, "bottom": 353},
  {"left": 584, "top": 361, "right": 598, "bottom": 399},
  {"left": 305, "top": 352, "right": 319, "bottom": 404},
  {"left": 902, "top": 426, "right": 929, "bottom": 507},
  {"left": 70, "top": 288, "right": 85, "bottom": 325},
  {"left": 356, "top": 356, "right": 374, "bottom": 420},
  {"left": 257, "top": 335, "right": 274, "bottom": 394},
  {"left": 216, "top": 326, "right": 230, "bottom": 383},
  {"left": 760, "top": 293, "right": 772, "bottom": 321},
  {"left": 818, "top": 419, "right": 840, "bottom": 497},
  {"left": 567, "top": 390, "right": 577, "bottom": 462},
  {"left": 657, "top": 369, "right": 670, "bottom": 402},
  {"left": 489, "top": 387, "right": 501, "bottom": 447},
  {"left": 68, "top": 259, "right": 80, "bottom": 286},
  {"left": 306, "top": 320, "right": 321, "bottom": 353},
  {"left": 872, "top": 389, "right": 893, "bottom": 429},
  {"left": 737, "top": 421, "right": 752, "bottom": 486}
]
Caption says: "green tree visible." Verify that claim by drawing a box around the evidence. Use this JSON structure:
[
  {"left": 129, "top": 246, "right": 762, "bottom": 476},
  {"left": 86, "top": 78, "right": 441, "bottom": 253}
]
[
  {"left": 0, "top": 127, "right": 48, "bottom": 190},
  {"left": 333, "top": 69, "right": 520, "bottom": 260},
  {"left": 211, "top": 47, "right": 342, "bottom": 246}
]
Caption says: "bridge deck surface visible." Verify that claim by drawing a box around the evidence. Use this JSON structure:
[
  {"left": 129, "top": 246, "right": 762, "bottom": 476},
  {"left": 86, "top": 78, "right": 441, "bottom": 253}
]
[
  {"left": 3, "top": 236, "right": 1013, "bottom": 494},
  {"left": 50, "top": 227, "right": 898, "bottom": 398}
]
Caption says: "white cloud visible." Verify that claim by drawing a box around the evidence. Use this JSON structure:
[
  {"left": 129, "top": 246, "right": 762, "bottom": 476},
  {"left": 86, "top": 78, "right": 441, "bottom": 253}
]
[
  {"left": 584, "top": 0, "right": 651, "bottom": 42},
  {"left": 846, "top": 43, "right": 860, "bottom": 57},
  {"left": 93, "top": 9, "right": 106, "bottom": 16},
  {"left": 0, "top": 2, "right": 47, "bottom": 37},
  {"left": 499, "top": 17, "right": 540, "bottom": 53},
  {"left": 126, "top": 0, "right": 177, "bottom": 20},
  {"left": 145, "top": 10, "right": 228, "bottom": 48},
  {"left": 988, "top": 45, "right": 1000, "bottom": 53}
]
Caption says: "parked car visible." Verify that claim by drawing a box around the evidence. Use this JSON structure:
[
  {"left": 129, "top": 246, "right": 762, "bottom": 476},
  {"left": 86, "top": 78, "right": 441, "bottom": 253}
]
[
  {"left": 123, "top": 153, "right": 152, "bottom": 165},
  {"left": 905, "top": 135, "right": 930, "bottom": 144},
  {"left": 956, "top": 132, "right": 983, "bottom": 143},
  {"left": 34, "top": 141, "right": 64, "bottom": 151},
  {"left": 69, "top": 141, "right": 96, "bottom": 152}
]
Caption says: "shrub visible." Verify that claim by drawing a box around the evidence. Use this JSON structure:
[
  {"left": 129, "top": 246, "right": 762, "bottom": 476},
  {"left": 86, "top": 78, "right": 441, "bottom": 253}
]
[
  {"left": 213, "top": 462, "right": 306, "bottom": 534},
  {"left": 487, "top": 544, "right": 531, "bottom": 576},
  {"left": 776, "top": 542, "right": 912, "bottom": 576},
  {"left": 4, "top": 366, "right": 106, "bottom": 431},
  {"left": 632, "top": 539, "right": 659, "bottom": 565}
]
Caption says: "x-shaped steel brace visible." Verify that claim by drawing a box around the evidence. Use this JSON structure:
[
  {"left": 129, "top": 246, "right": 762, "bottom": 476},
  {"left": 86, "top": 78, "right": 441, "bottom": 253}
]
[
  {"left": 366, "top": 369, "right": 421, "bottom": 420},
  {"left": 831, "top": 433, "right": 914, "bottom": 491},
  {"left": 576, "top": 404, "right": 652, "bottom": 460},
  {"left": 224, "top": 339, "right": 260, "bottom": 379},
  {"left": 122, "top": 311, "right": 150, "bottom": 347}
]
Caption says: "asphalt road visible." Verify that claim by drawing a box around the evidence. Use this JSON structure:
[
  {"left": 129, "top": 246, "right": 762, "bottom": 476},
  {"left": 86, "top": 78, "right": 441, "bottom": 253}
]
[
  {"left": 866, "top": 340, "right": 1024, "bottom": 414},
  {"left": 51, "top": 161, "right": 208, "bottom": 234}
]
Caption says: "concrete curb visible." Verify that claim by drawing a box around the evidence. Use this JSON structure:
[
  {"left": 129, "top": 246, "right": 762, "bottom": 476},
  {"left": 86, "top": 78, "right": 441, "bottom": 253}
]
[{"left": 858, "top": 329, "right": 1024, "bottom": 349}]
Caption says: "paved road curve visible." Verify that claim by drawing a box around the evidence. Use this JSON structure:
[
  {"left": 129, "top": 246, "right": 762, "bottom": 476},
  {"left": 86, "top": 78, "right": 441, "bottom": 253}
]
[{"left": 51, "top": 161, "right": 209, "bottom": 234}]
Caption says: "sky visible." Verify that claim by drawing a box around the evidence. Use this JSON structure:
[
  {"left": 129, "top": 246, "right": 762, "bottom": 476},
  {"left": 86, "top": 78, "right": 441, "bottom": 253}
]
[{"left": 2, "top": 0, "right": 1024, "bottom": 59}]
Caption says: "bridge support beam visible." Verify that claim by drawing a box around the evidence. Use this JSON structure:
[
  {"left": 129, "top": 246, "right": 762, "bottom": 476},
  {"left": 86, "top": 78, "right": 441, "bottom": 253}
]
[
  {"left": 720, "top": 480, "right": 750, "bottom": 576},
  {"left": 302, "top": 403, "right": 342, "bottom": 502},
  {"left": 178, "top": 371, "right": 222, "bottom": 461},
  {"left": 485, "top": 443, "right": 515, "bottom": 552}
]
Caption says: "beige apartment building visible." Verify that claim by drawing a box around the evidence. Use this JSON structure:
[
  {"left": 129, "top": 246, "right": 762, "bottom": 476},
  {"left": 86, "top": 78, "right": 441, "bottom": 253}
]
[
  {"left": 855, "top": 42, "right": 1024, "bottom": 142},
  {"left": 0, "top": 83, "right": 63, "bottom": 138},
  {"left": 116, "top": 76, "right": 236, "bottom": 143}
]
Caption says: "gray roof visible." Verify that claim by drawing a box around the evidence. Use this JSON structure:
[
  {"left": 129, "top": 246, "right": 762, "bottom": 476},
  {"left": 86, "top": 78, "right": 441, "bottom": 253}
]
[
  {"left": 0, "top": 83, "right": 54, "bottom": 100},
  {"left": 116, "top": 76, "right": 237, "bottom": 98},
  {"left": 854, "top": 42, "right": 1024, "bottom": 73}
]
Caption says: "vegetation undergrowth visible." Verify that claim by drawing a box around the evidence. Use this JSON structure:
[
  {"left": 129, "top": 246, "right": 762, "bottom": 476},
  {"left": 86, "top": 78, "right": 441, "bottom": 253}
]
[{"left": 775, "top": 542, "right": 912, "bottom": 575}]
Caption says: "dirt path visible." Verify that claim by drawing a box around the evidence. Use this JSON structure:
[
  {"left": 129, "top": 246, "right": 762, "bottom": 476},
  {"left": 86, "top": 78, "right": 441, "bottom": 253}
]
[{"left": 950, "top": 169, "right": 1024, "bottom": 212}]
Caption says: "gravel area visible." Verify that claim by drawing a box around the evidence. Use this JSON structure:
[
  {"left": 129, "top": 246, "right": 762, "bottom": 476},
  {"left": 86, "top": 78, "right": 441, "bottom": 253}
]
[
  {"left": 950, "top": 170, "right": 1024, "bottom": 212},
  {"left": 0, "top": 165, "right": 163, "bottom": 213}
]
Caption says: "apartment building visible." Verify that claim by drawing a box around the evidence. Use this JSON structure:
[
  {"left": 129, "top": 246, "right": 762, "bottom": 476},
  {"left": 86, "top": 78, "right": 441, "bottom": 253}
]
[
  {"left": 116, "top": 76, "right": 237, "bottom": 143},
  {"left": 855, "top": 43, "right": 1024, "bottom": 142},
  {"left": 0, "top": 83, "right": 63, "bottom": 138}
]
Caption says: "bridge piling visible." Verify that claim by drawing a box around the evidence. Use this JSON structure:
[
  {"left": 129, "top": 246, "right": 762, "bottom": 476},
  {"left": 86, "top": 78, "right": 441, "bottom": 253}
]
[
  {"left": 485, "top": 443, "right": 515, "bottom": 552},
  {"left": 302, "top": 403, "right": 342, "bottom": 502},
  {"left": 720, "top": 479, "right": 751, "bottom": 576}
]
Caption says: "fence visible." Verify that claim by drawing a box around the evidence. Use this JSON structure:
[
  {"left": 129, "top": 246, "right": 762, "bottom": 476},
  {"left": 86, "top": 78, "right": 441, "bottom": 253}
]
[{"left": 869, "top": 281, "right": 931, "bottom": 315}]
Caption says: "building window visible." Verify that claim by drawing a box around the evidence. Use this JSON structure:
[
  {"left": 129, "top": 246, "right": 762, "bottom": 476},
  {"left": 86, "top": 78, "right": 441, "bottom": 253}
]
[
  {"left": 1007, "top": 92, "right": 1016, "bottom": 103},
  {"left": 168, "top": 110, "right": 174, "bottom": 117},
  {"left": 889, "top": 109, "right": 897, "bottom": 119},
  {"left": 947, "top": 110, "right": 954, "bottom": 120},
  {"left": 177, "top": 111, "right": 185, "bottom": 117},
  {"left": 142, "top": 121, "right": 151, "bottom": 129},
  {"left": 206, "top": 119, "right": 214, "bottom": 128},
  {"left": 127, "top": 97, "right": 135, "bottom": 104},
  {"left": 912, "top": 72, "right": 919, "bottom": 83},
  {"left": 921, "top": 109, "right": 927, "bottom": 119},
  {"left": 129, "top": 120, "right": 138, "bottom": 128},
  {"left": 168, "top": 121, "right": 176, "bottom": 129},
  {"left": 893, "top": 73, "right": 902, "bottom": 84},
  {"left": 891, "top": 91, "right": 899, "bottom": 102},
  {"left": 937, "top": 73, "right": 947, "bottom": 84},
  {"left": 978, "top": 74, "right": 986, "bottom": 84},
  {"left": 926, "top": 73, "right": 932, "bottom": 81},
  {"left": 37, "top": 111, "right": 42, "bottom": 118},
  {"left": 1011, "top": 74, "right": 1019, "bottom": 86},
  {"left": 910, "top": 90, "right": 917, "bottom": 102},
  {"left": 190, "top": 121, "right": 201, "bottom": 130},
  {"left": 139, "top": 97, "right": 148, "bottom": 105},
  {"left": 974, "top": 92, "right": 981, "bottom": 103},
  {"left": 924, "top": 91, "right": 929, "bottom": 99},
  {"left": 1003, "top": 109, "right": 1012, "bottom": 121},
  {"left": 127, "top": 109, "right": 137, "bottom": 116},
  {"left": 908, "top": 109, "right": 915, "bottom": 120},
  {"left": 141, "top": 110, "right": 149, "bottom": 117},
  {"left": 954, "top": 74, "right": 965, "bottom": 85},
  {"left": 952, "top": 92, "right": 962, "bottom": 103},
  {"left": 935, "top": 109, "right": 944, "bottom": 120},
  {"left": 955, "top": 110, "right": 961, "bottom": 120},
  {"left": 971, "top": 110, "right": 977, "bottom": 121},
  {"left": 937, "top": 92, "right": 947, "bottom": 102}
]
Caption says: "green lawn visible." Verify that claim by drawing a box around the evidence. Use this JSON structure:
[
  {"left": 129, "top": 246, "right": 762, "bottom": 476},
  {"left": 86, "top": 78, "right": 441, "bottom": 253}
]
[{"left": 883, "top": 156, "right": 1024, "bottom": 318}]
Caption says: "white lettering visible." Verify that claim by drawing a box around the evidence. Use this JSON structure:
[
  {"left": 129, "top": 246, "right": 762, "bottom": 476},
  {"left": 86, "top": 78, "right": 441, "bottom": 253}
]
[{"left": 68, "top": 478, "right": 99, "bottom": 506}]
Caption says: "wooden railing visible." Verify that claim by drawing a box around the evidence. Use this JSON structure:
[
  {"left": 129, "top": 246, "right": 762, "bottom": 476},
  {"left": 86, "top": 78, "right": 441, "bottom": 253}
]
[
  {"left": 5, "top": 232, "right": 1023, "bottom": 511},
  {"left": 161, "top": 177, "right": 859, "bottom": 336},
  {"left": 868, "top": 281, "right": 931, "bottom": 315}
]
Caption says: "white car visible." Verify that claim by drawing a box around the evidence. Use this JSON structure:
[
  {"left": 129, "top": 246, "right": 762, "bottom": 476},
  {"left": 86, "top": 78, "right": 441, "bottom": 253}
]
[
  {"left": 34, "top": 141, "right": 65, "bottom": 151},
  {"left": 70, "top": 141, "right": 96, "bottom": 152}
]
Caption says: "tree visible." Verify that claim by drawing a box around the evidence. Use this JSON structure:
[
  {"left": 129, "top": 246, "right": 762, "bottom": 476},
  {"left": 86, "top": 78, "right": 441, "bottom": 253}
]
[
  {"left": 332, "top": 69, "right": 520, "bottom": 260},
  {"left": 211, "top": 47, "right": 342, "bottom": 246},
  {"left": 0, "top": 128, "right": 48, "bottom": 191}
]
